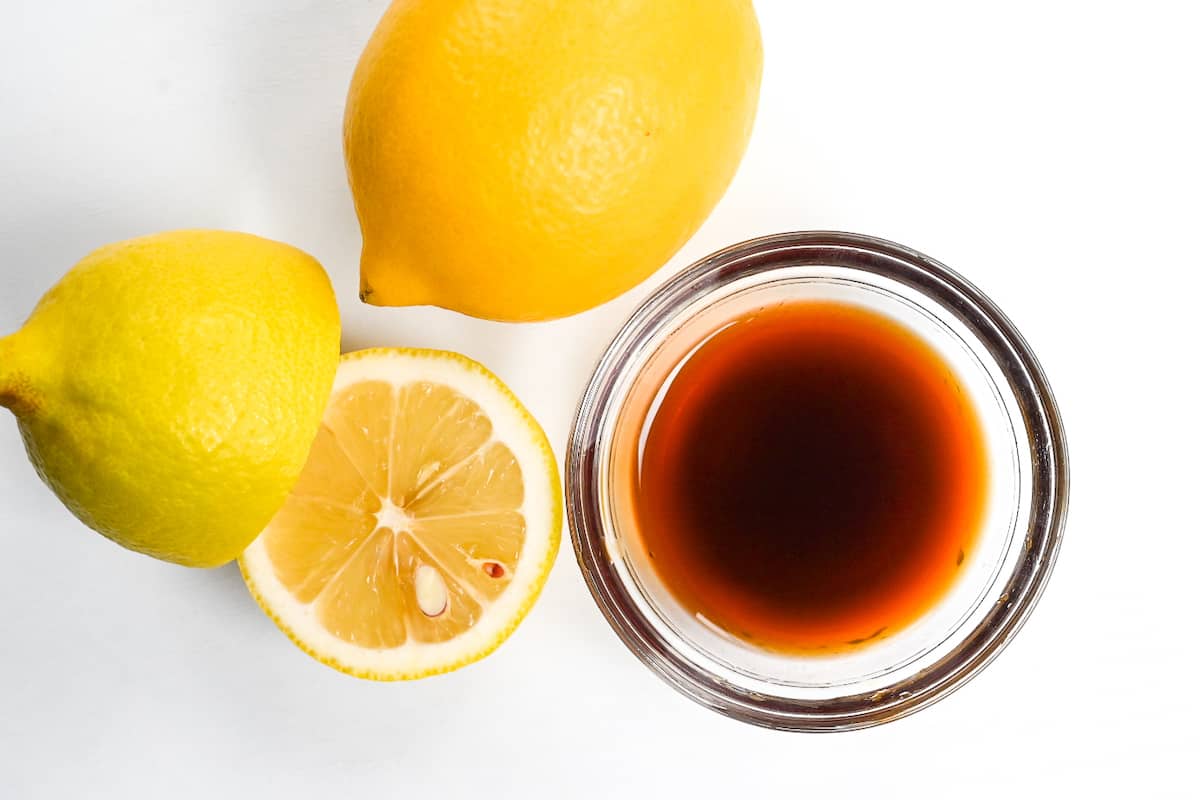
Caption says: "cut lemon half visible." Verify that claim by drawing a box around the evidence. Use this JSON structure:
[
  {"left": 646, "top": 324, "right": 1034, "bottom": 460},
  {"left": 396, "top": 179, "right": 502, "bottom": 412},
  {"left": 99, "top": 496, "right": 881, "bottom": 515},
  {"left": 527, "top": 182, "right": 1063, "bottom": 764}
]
[{"left": 240, "top": 348, "right": 561, "bottom": 680}]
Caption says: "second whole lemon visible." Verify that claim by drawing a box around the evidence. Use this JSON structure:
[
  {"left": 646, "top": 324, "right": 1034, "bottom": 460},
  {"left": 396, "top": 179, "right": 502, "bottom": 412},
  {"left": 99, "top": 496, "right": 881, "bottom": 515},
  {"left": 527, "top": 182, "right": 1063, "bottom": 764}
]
[
  {"left": 0, "top": 231, "right": 341, "bottom": 567},
  {"left": 345, "top": 0, "right": 763, "bottom": 321}
]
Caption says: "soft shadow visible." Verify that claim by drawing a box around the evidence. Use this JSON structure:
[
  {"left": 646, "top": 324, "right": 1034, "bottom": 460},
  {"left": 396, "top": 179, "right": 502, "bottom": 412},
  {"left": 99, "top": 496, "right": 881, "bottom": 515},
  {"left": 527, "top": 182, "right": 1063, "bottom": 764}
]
[
  {"left": 178, "top": 560, "right": 262, "bottom": 618},
  {"left": 213, "top": 0, "right": 387, "bottom": 309}
]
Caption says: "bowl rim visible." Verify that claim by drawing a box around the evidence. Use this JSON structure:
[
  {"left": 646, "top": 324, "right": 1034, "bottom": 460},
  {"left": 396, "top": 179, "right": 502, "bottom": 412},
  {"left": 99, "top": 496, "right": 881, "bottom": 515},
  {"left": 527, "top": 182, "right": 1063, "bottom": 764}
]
[{"left": 565, "top": 231, "right": 1070, "bottom": 732}]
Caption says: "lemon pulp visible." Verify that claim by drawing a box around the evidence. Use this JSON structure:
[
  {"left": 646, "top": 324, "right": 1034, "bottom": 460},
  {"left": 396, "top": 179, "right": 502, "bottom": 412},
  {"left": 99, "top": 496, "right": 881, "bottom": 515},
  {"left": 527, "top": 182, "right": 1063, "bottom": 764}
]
[{"left": 241, "top": 349, "right": 561, "bottom": 679}]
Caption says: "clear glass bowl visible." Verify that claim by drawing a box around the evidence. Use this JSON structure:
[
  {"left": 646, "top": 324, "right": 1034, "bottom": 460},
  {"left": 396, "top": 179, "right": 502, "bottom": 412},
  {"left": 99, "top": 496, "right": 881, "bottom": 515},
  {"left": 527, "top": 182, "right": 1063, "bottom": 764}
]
[{"left": 566, "top": 231, "right": 1069, "bottom": 731}]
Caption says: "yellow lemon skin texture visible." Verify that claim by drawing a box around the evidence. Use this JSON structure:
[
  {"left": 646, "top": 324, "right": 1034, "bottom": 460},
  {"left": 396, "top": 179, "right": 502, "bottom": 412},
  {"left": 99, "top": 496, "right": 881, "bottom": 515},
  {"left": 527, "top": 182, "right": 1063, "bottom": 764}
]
[
  {"left": 0, "top": 231, "right": 341, "bottom": 568},
  {"left": 345, "top": 0, "right": 763, "bottom": 322}
]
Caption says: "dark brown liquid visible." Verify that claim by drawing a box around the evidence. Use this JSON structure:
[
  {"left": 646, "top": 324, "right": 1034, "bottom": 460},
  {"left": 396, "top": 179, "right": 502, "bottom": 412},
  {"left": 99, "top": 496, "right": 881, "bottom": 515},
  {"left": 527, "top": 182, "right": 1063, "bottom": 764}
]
[{"left": 633, "top": 302, "right": 988, "bottom": 654}]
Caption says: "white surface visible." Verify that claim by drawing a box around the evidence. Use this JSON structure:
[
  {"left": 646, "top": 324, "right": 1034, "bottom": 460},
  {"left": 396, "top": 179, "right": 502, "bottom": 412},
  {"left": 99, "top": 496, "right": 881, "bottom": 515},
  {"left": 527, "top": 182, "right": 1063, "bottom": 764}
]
[{"left": 1, "top": 1, "right": 1196, "bottom": 797}]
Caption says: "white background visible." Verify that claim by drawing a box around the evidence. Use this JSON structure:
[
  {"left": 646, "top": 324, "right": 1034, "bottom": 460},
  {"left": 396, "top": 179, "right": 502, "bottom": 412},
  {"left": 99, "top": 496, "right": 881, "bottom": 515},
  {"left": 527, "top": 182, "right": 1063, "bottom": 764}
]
[{"left": 1, "top": 1, "right": 1197, "bottom": 797}]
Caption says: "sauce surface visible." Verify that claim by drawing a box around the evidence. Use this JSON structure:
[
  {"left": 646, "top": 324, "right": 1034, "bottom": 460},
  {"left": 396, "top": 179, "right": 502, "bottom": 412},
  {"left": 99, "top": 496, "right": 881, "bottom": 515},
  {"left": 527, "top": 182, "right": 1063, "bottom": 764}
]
[{"left": 633, "top": 301, "right": 989, "bottom": 653}]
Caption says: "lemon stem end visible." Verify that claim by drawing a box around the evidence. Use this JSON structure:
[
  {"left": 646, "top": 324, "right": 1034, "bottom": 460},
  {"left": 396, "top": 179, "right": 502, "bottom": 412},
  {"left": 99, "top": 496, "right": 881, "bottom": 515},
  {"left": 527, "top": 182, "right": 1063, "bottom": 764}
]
[
  {"left": 0, "top": 334, "right": 36, "bottom": 417},
  {"left": 359, "top": 251, "right": 435, "bottom": 308}
]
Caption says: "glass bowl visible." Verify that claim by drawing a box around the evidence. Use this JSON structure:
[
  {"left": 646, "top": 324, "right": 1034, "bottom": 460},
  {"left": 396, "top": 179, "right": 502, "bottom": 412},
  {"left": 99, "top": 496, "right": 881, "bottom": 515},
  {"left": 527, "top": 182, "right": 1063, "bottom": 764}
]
[{"left": 566, "top": 231, "right": 1069, "bottom": 732}]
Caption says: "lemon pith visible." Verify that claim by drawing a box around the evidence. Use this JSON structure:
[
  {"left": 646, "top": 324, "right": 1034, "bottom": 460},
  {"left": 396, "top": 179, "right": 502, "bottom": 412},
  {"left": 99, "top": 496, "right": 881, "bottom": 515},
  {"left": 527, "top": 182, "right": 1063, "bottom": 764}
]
[{"left": 240, "top": 348, "right": 562, "bottom": 680}]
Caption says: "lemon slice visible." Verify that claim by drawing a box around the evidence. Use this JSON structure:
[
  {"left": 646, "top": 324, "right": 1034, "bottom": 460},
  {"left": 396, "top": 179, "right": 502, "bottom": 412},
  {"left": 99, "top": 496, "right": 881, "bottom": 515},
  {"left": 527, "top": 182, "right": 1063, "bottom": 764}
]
[{"left": 240, "top": 348, "right": 561, "bottom": 679}]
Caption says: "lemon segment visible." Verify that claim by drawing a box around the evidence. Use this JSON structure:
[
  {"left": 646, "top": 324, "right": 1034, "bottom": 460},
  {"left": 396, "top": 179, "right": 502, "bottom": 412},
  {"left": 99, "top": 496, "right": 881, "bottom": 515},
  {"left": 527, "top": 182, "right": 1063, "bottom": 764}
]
[{"left": 240, "top": 349, "right": 561, "bottom": 680}]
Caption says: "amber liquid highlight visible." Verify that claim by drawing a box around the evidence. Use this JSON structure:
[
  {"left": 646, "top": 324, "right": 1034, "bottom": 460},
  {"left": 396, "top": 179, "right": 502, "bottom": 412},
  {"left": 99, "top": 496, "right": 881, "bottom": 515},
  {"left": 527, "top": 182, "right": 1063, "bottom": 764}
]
[{"left": 633, "top": 302, "right": 988, "bottom": 654}]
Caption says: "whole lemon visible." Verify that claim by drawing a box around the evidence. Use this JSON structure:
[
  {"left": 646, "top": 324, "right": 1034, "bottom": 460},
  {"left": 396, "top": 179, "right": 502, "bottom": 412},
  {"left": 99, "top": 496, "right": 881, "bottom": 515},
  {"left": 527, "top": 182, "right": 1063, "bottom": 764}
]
[
  {"left": 0, "top": 231, "right": 341, "bottom": 567},
  {"left": 345, "top": 0, "right": 763, "bottom": 321}
]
